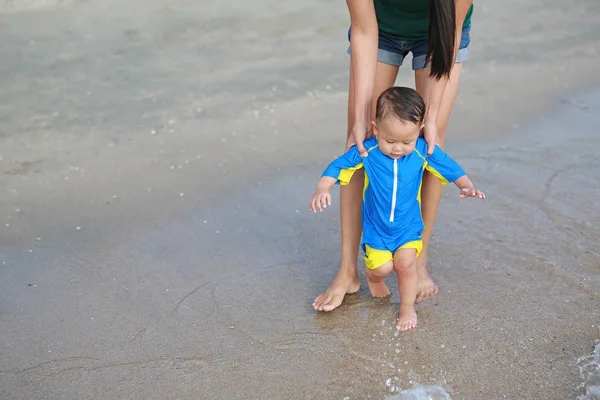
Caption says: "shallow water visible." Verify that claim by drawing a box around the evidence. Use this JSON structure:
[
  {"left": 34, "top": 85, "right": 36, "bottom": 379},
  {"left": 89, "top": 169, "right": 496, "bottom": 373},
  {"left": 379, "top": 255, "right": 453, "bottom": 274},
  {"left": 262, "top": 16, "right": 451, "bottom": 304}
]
[
  {"left": 0, "top": 0, "right": 599, "bottom": 399},
  {"left": 578, "top": 343, "right": 600, "bottom": 400},
  {"left": 386, "top": 384, "right": 451, "bottom": 400}
]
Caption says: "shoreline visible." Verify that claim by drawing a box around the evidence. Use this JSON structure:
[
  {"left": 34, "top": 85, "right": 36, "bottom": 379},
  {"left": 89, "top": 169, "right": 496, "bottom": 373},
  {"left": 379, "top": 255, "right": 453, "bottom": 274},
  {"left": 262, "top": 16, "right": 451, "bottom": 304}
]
[{"left": 1, "top": 0, "right": 599, "bottom": 399}]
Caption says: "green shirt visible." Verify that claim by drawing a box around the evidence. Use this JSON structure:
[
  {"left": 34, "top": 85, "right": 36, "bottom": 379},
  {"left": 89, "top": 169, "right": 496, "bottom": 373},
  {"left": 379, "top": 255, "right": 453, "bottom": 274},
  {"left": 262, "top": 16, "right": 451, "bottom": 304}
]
[{"left": 374, "top": 0, "right": 473, "bottom": 40}]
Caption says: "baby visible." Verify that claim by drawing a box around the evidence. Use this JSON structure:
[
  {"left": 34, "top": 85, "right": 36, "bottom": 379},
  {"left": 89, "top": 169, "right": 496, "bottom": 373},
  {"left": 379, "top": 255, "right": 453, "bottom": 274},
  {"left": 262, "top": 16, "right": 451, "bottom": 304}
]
[{"left": 309, "top": 86, "right": 485, "bottom": 331}]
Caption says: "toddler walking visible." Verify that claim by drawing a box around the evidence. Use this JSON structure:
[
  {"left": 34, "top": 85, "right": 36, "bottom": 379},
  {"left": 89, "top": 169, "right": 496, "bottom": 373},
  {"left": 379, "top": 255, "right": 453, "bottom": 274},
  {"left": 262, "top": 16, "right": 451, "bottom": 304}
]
[{"left": 309, "top": 87, "right": 485, "bottom": 331}]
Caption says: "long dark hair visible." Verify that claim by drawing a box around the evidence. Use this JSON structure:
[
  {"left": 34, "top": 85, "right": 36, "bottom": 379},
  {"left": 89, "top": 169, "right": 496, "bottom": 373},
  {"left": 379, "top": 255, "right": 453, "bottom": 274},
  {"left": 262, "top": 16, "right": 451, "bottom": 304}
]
[{"left": 427, "top": 0, "right": 456, "bottom": 80}]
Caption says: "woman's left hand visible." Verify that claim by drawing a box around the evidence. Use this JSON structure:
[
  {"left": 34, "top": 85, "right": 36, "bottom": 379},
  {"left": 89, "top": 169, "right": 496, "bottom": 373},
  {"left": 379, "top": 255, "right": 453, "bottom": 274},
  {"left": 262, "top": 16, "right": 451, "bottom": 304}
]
[{"left": 422, "top": 121, "right": 439, "bottom": 156}]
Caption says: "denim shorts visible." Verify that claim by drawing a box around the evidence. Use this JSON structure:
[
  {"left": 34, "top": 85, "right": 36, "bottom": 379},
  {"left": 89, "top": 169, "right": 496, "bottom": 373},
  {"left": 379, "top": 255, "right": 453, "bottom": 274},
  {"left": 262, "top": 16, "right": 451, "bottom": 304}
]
[{"left": 347, "top": 23, "right": 471, "bottom": 70}]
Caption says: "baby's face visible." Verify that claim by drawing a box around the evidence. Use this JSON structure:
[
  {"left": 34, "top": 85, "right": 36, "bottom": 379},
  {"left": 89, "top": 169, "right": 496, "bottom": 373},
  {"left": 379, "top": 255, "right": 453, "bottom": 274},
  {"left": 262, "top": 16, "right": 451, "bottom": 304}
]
[{"left": 373, "top": 117, "right": 421, "bottom": 159}]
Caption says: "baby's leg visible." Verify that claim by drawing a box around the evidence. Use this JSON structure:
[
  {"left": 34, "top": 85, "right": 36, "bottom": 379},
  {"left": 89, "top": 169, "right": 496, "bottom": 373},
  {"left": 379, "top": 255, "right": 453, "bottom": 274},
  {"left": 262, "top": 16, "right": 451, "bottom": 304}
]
[
  {"left": 364, "top": 245, "right": 394, "bottom": 298},
  {"left": 365, "top": 261, "right": 393, "bottom": 297},
  {"left": 394, "top": 247, "right": 418, "bottom": 331}
]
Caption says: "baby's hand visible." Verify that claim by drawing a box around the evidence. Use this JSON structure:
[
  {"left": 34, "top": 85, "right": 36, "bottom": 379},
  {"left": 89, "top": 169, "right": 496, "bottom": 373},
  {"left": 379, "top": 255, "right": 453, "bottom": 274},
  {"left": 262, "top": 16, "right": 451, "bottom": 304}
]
[
  {"left": 460, "top": 187, "right": 486, "bottom": 199},
  {"left": 309, "top": 189, "right": 332, "bottom": 213}
]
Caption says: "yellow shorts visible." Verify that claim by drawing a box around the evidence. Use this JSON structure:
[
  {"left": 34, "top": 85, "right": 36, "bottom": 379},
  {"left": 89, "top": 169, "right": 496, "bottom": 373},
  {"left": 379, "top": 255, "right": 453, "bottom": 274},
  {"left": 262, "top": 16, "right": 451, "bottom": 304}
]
[{"left": 364, "top": 240, "right": 423, "bottom": 270}]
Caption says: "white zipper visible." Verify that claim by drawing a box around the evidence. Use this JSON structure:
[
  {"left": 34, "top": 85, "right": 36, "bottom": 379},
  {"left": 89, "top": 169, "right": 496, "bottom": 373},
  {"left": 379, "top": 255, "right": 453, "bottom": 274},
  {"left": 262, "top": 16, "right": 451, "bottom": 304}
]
[{"left": 389, "top": 159, "right": 398, "bottom": 222}]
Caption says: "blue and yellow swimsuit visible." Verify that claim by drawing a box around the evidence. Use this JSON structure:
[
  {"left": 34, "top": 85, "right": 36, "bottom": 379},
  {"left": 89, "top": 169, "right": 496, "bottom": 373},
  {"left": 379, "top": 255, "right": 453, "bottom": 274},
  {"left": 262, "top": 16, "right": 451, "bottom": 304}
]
[{"left": 322, "top": 137, "right": 466, "bottom": 269}]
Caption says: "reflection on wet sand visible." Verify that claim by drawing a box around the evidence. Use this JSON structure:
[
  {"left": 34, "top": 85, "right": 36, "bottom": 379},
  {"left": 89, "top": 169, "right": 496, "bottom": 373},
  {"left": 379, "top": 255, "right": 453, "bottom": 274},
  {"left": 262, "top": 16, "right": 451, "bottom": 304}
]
[{"left": 0, "top": 0, "right": 599, "bottom": 398}]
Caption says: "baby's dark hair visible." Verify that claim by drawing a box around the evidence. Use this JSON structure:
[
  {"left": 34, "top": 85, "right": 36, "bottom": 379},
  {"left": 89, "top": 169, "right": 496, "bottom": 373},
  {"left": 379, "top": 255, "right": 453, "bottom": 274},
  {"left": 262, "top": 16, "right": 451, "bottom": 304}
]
[{"left": 375, "top": 87, "right": 426, "bottom": 125}]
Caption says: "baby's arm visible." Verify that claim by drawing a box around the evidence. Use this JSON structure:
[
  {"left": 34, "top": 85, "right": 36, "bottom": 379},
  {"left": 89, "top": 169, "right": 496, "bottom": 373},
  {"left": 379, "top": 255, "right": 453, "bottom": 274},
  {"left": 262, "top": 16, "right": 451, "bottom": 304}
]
[
  {"left": 310, "top": 145, "right": 364, "bottom": 213},
  {"left": 309, "top": 176, "right": 337, "bottom": 213},
  {"left": 425, "top": 145, "right": 485, "bottom": 199},
  {"left": 454, "top": 175, "right": 486, "bottom": 199}
]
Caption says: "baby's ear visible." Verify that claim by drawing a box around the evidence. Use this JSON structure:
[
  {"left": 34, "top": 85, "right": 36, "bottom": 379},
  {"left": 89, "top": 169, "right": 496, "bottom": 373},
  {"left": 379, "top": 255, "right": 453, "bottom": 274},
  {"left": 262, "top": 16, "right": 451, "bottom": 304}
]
[{"left": 371, "top": 120, "right": 379, "bottom": 136}]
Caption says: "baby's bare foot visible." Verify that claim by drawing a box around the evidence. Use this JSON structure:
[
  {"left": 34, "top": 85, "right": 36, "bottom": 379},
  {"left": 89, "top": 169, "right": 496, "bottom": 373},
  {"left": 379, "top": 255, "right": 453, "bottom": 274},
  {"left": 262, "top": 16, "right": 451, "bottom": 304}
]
[
  {"left": 367, "top": 279, "right": 391, "bottom": 298},
  {"left": 365, "top": 268, "right": 391, "bottom": 298},
  {"left": 396, "top": 306, "right": 417, "bottom": 331}
]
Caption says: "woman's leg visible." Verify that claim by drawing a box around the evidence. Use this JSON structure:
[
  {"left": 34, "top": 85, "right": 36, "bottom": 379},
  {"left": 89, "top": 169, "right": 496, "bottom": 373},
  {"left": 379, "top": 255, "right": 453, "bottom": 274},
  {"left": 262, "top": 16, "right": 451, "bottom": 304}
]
[
  {"left": 313, "top": 61, "right": 399, "bottom": 311},
  {"left": 413, "top": 62, "right": 463, "bottom": 302}
]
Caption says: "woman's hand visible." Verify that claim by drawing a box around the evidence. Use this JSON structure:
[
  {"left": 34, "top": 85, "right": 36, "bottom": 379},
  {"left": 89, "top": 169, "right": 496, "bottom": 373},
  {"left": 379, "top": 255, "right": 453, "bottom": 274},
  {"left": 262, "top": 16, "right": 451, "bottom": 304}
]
[
  {"left": 422, "top": 121, "right": 439, "bottom": 156},
  {"left": 346, "top": 119, "right": 372, "bottom": 156}
]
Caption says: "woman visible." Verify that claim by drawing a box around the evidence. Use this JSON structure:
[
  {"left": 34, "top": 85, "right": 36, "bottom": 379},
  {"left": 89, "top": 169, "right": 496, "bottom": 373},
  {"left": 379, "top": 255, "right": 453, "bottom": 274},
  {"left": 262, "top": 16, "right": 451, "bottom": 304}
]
[{"left": 313, "top": 0, "right": 474, "bottom": 311}]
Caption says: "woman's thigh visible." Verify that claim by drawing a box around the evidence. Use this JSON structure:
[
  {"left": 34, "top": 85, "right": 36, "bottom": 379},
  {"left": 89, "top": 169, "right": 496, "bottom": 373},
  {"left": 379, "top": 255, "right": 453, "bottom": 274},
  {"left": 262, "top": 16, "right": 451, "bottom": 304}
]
[
  {"left": 414, "top": 63, "right": 463, "bottom": 144},
  {"left": 371, "top": 62, "right": 400, "bottom": 117}
]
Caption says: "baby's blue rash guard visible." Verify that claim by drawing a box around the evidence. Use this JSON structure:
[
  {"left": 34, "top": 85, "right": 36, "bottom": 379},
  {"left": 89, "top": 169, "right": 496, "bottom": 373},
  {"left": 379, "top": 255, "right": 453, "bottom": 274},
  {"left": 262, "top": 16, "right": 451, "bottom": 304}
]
[{"left": 322, "top": 137, "right": 466, "bottom": 253}]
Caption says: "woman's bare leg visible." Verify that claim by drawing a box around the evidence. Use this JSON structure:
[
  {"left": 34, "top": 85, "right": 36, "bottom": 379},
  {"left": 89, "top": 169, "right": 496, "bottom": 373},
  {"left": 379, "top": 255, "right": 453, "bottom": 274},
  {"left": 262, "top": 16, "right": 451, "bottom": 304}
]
[
  {"left": 413, "top": 63, "right": 463, "bottom": 302},
  {"left": 313, "top": 61, "right": 399, "bottom": 311}
]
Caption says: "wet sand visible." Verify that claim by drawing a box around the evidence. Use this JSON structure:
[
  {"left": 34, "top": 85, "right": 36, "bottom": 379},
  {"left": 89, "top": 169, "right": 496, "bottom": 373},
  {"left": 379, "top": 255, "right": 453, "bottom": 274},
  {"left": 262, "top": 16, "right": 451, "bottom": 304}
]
[{"left": 0, "top": 0, "right": 599, "bottom": 399}]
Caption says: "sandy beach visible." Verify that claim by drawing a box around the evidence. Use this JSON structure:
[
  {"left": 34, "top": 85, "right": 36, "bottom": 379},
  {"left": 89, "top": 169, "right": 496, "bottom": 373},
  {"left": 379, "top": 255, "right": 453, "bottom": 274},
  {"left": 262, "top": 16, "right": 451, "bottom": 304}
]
[{"left": 0, "top": 0, "right": 599, "bottom": 399}]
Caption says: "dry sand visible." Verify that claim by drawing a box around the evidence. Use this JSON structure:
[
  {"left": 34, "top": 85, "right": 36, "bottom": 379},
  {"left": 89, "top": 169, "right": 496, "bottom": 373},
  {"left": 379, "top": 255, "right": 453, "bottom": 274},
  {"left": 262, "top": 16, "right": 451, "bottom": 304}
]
[{"left": 0, "top": 0, "right": 599, "bottom": 399}]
